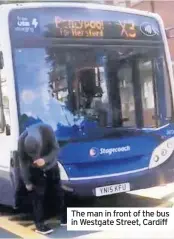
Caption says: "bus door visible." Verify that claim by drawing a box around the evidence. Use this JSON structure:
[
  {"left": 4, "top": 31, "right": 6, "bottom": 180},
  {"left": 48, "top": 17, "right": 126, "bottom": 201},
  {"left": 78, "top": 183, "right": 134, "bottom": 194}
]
[
  {"left": 153, "top": 57, "right": 171, "bottom": 126},
  {"left": 0, "top": 52, "right": 11, "bottom": 171},
  {"left": 107, "top": 54, "right": 159, "bottom": 129},
  {"left": 0, "top": 51, "right": 14, "bottom": 206}
]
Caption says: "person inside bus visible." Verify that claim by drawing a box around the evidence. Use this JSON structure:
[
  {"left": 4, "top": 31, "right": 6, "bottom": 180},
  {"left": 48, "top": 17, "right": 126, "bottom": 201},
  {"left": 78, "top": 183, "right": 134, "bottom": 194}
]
[{"left": 18, "top": 123, "right": 66, "bottom": 235}]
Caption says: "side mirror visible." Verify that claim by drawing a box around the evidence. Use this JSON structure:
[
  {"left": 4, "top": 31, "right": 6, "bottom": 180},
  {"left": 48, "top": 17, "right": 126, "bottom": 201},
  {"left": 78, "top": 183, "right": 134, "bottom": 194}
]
[{"left": 0, "top": 51, "right": 4, "bottom": 70}]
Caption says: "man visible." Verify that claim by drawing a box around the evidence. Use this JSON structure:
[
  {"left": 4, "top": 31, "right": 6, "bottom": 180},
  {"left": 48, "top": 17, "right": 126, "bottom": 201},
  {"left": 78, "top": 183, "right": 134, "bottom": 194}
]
[{"left": 18, "top": 123, "right": 66, "bottom": 235}]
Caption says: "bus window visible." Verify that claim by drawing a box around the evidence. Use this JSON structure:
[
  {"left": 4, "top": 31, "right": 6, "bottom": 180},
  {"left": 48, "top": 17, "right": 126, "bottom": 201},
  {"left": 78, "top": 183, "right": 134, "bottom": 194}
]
[
  {"left": 117, "top": 63, "right": 136, "bottom": 127},
  {"left": 1, "top": 77, "right": 11, "bottom": 135},
  {"left": 48, "top": 65, "right": 68, "bottom": 104},
  {"left": 13, "top": 46, "right": 172, "bottom": 131},
  {"left": 139, "top": 60, "right": 156, "bottom": 127},
  {"left": 116, "top": 54, "right": 161, "bottom": 128},
  {"left": 0, "top": 63, "right": 10, "bottom": 134},
  {"left": 77, "top": 67, "right": 110, "bottom": 126}
]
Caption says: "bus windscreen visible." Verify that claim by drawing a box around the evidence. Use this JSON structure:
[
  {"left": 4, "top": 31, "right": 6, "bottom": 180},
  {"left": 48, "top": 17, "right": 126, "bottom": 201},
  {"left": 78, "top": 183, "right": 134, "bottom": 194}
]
[{"left": 9, "top": 7, "right": 162, "bottom": 41}]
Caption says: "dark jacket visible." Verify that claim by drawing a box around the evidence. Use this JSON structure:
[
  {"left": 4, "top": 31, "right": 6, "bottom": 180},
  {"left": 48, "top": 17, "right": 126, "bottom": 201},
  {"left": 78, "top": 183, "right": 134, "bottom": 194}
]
[{"left": 18, "top": 123, "right": 59, "bottom": 185}]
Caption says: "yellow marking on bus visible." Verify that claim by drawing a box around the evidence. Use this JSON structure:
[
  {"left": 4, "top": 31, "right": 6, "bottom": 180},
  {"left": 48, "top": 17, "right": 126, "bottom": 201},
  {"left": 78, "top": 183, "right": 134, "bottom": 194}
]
[{"left": 0, "top": 216, "right": 48, "bottom": 239}]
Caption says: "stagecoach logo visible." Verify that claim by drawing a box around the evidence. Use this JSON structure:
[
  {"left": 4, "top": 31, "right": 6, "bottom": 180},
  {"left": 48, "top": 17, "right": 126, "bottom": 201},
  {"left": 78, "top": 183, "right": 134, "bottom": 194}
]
[
  {"left": 89, "top": 146, "right": 131, "bottom": 157},
  {"left": 140, "top": 22, "right": 159, "bottom": 37},
  {"left": 89, "top": 147, "right": 99, "bottom": 157}
]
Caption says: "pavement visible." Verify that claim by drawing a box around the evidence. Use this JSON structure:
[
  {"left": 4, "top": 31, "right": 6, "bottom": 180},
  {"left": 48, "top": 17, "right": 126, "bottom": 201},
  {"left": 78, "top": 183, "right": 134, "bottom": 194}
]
[
  {"left": 1, "top": 183, "right": 174, "bottom": 239},
  {"left": 0, "top": 227, "right": 20, "bottom": 238}
]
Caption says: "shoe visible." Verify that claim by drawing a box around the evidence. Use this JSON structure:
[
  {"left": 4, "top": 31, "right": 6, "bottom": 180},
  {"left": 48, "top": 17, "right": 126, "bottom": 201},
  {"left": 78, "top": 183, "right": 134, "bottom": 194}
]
[
  {"left": 58, "top": 215, "right": 67, "bottom": 226},
  {"left": 60, "top": 215, "right": 67, "bottom": 226},
  {"left": 35, "top": 224, "right": 54, "bottom": 235}
]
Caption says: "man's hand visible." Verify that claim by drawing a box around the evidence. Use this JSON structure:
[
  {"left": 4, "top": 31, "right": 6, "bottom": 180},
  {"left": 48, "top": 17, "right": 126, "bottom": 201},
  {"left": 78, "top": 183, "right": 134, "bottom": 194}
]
[
  {"left": 33, "top": 158, "right": 45, "bottom": 167},
  {"left": 26, "top": 184, "right": 33, "bottom": 191}
]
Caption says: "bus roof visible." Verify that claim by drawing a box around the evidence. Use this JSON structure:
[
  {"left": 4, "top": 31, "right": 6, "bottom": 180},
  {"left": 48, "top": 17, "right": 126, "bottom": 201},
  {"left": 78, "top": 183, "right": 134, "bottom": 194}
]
[{"left": 0, "top": 0, "right": 160, "bottom": 20}]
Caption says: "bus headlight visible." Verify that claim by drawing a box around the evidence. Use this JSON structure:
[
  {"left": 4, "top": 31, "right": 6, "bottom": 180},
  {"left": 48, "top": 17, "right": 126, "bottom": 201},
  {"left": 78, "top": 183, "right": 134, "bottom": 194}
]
[
  {"left": 149, "top": 137, "right": 174, "bottom": 169},
  {"left": 57, "top": 162, "right": 69, "bottom": 181}
]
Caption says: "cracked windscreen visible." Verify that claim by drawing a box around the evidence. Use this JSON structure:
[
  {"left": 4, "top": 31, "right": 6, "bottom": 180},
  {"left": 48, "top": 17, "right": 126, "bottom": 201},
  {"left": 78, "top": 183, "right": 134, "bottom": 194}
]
[{"left": 13, "top": 45, "right": 172, "bottom": 132}]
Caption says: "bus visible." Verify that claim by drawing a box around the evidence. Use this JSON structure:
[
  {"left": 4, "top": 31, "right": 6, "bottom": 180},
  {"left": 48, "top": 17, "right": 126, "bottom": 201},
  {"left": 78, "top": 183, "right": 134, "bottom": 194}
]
[{"left": 0, "top": 0, "right": 174, "bottom": 208}]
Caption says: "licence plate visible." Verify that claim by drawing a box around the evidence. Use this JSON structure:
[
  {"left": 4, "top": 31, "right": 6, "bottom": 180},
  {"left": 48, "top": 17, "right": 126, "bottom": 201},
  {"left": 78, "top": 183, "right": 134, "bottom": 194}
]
[{"left": 95, "top": 183, "right": 130, "bottom": 197}]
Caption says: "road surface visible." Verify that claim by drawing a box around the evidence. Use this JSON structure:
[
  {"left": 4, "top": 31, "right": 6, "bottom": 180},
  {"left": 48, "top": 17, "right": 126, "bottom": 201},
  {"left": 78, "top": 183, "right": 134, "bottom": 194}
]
[
  {"left": 0, "top": 228, "right": 20, "bottom": 238},
  {"left": 0, "top": 183, "right": 174, "bottom": 239}
]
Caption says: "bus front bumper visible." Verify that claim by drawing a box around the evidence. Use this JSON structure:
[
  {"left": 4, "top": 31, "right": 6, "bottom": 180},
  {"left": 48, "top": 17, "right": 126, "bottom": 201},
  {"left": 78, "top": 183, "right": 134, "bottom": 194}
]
[{"left": 61, "top": 155, "right": 174, "bottom": 197}]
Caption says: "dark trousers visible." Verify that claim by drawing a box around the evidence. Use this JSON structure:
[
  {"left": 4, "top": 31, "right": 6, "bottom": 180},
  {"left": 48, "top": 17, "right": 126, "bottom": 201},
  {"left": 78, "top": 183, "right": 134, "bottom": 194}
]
[{"left": 29, "top": 164, "right": 65, "bottom": 226}]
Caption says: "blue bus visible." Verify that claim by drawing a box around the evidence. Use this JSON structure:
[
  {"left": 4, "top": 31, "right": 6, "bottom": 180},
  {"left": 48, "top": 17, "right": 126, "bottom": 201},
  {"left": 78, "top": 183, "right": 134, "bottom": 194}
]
[{"left": 0, "top": 1, "right": 174, "bottom": 207}]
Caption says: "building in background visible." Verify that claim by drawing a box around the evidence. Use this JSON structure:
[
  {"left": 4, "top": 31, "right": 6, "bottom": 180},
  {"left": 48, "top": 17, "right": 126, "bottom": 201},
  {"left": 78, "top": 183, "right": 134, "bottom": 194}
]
[
  {"left": 130, "top": 0, "right": 174, "bottom": 68},
  {"left": 103, "top": 0, "right": 174, "bottom": 67},
  {"left": 102, "top": 0, "right": 140, "bottom": 7}
]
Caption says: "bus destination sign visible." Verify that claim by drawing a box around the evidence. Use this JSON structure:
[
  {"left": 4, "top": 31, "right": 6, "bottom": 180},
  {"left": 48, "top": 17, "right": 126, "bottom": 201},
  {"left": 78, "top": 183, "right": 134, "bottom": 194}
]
[
  {"left": 9, "top": 7, "right": 162, "bottom": 41},
  {"left": 55, "top": 18, "right": 105, "bottom": 38},
  {"left": 51, "top": 17, "right": 160, "bottom": 40}
]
